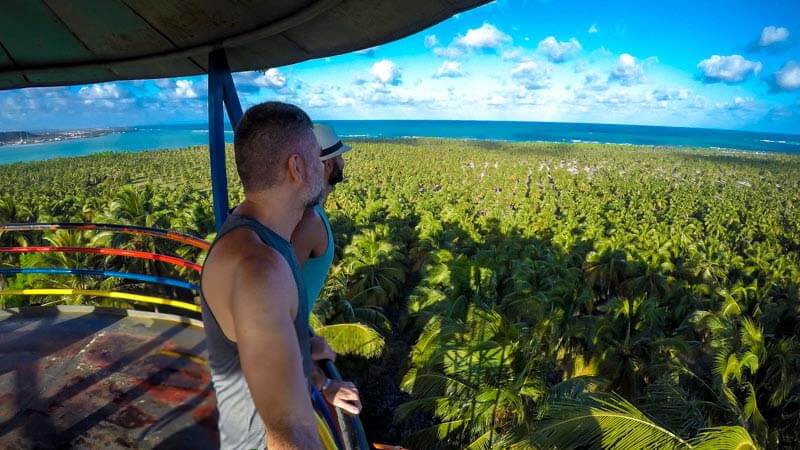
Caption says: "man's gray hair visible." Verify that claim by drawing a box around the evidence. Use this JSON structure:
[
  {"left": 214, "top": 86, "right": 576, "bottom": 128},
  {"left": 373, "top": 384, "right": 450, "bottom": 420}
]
[{"left": 234, "top": 102, "right": 314, "bottom": 193}]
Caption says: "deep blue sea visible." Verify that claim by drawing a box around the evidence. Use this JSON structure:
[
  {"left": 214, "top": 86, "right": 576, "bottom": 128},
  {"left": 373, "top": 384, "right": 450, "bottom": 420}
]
[{"left": 2, "top": 121, "right": 799, "bottom": 165}]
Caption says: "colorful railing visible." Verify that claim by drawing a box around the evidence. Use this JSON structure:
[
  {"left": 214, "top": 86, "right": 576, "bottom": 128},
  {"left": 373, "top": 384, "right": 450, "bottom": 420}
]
[
  {"left": 0, "top": 288, "right": 200, "bottom": 312},
  {"left": 0, "top": 222, "right": 210, "bottom": 250},
  {"left": 0, "top": 222, "right": 370, "bottom": 449},
  {"left": 0, "top": 223, "right": 202, "bottom": 312},
  {"left": 0, "top": 246, "right": 202, "bottom": 272},
  {"left": 0, "top": 268, "right": 198, "bottom": 291}
]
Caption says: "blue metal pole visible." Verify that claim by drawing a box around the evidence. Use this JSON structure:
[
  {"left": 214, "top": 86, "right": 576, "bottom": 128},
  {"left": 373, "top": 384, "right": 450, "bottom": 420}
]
[
  {"left": 208, "top": 49, "right": 229, "bottom": 231},
  {"left": 221, "top": 64, "right": 243, "bottom": 128}
]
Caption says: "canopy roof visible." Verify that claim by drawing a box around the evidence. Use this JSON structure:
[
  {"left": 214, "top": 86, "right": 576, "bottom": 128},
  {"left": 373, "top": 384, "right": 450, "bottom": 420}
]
[{"left": 0, "top": 0, "right": 488, "bottom": 90}]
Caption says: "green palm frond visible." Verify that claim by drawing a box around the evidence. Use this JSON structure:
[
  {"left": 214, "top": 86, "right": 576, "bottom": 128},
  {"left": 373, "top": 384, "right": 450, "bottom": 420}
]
[
  {"left": 641, "top": 378, "right": 706, "bottom": 437},
  {"left": 463, "top": 429, "right": 493, "bottom": 450},
  {"left": 691, "top": 426, "right": 758, "bottom": 450},
  {"left": 401, "top": 370, "right": 475, "bottom": 399},
  {"left": 353, "top": 306, "right": 392, "bottom": 332},
  {"left": 742, "top": 383, "right": 767, "bottom": 438},
  {"left": 313, "top": 322, "right": 385, "bottom": 358},
  {"left": 739, "top": 317, "right": 764, "bottom": 361},
  {"left": 534, "top": 393, "right": 692, "bottom": 450}
]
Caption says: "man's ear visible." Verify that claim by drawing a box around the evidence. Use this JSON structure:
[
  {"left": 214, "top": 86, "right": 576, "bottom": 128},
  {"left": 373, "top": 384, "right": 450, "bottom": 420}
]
[{"left": 287, "top": 154, "right": 305, "bottom": 183}]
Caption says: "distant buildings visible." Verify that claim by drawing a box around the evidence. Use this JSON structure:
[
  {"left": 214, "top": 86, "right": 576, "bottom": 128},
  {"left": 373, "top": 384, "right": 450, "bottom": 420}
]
[{"left": 0, "top": 129, "right": 116, "bottom": 147}]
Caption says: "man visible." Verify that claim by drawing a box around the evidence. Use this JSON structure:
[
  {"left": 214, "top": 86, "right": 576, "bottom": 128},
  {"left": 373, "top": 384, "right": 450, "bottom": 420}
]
[
  {"left": 292, "top": 124, "right": 362, "bottom": 416},
  {"left": 200, "top": 102, "right": 325, "bottom": 449}
]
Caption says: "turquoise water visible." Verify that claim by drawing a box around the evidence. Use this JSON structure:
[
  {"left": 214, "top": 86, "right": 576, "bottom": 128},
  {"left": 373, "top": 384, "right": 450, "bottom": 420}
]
[
  {"left": 2, "top": 121, "right": 799, "bottom": 165},
  {"left": 0, "top": 127, "right": 233, "bottom": 165}
]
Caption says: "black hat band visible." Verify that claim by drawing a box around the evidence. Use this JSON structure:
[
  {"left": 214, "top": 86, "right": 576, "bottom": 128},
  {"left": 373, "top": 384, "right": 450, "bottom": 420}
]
[{"left": 320, "top": 140, "right": 343, "bottom": 158}]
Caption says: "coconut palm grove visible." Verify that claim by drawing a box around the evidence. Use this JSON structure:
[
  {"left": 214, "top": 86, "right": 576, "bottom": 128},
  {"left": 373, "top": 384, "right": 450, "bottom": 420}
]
[{"left": 1, "top": 139, "right": 799, "bottom": 448}]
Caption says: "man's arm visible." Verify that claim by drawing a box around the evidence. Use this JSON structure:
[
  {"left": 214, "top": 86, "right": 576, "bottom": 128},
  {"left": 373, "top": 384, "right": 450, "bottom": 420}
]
[
  {"left": 231, "top": 253, "right": 322, "bottom": 450},
  {"left": 292, "top": 208, "right": 328, "bottom": 266}
]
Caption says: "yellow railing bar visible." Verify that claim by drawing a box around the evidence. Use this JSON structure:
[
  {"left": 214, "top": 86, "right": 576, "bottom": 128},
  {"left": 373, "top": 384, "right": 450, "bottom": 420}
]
[{"left": 0, "top": 289, "right": 200, "bottom": 313}]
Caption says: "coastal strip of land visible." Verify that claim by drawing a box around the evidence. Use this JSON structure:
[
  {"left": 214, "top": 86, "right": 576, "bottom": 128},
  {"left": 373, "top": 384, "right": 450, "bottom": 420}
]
[{"left": 0, "top": 129, "right": 125, "bottom": 147}]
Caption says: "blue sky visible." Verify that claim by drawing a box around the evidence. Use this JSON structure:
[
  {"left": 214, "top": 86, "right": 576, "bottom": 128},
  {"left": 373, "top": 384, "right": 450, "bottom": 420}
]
[{"left": 1, "top": 0, "right": 799, "bottom": 133}]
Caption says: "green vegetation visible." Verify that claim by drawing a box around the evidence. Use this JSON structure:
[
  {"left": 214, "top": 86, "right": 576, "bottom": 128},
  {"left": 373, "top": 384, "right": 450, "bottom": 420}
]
[{"left": 1, "top": 140, "right": 799, "bottom": 449}]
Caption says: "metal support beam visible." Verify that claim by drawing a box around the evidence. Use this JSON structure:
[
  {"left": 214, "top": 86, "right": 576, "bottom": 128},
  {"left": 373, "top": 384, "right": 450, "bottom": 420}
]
[
  {"left": 221, "top": 64, "right": 243, "bottom": 128},
  {"left": 208, "top": 49, "right": 243, "bottom": 231}
]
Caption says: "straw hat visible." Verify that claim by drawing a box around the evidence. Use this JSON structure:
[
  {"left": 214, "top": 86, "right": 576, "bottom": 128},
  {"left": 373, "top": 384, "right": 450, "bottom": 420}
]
[{"left": 314, "top": 124, "right": 353, "bottom": 161}]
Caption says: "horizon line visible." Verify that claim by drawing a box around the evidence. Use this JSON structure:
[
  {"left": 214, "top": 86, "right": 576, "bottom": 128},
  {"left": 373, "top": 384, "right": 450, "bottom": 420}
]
[{"left": 4, "top": 119, "right": 798, "bottom": 138}]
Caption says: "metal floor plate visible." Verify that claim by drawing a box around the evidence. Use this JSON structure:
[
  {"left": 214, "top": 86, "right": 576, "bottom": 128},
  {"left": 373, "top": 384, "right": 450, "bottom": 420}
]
[{"left": 0, "top": 306, "right": 218, "bottom": 449}]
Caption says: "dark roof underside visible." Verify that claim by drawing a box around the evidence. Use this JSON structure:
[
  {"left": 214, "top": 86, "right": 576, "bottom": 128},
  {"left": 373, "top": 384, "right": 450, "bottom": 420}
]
[{"left": 0, "top": 0, "right": 488, "bottom": 90}]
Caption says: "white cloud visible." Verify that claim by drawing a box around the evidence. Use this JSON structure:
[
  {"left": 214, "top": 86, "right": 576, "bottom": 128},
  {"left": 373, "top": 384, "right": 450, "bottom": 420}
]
[
  {"left": 430, "top": 23, "right": 511, "bottom": 60},
  {"left": 307, "top": 94, "right": 330, "bottom": 108},
  {"left": 588, "top": 23, "right": 598, "bottom": 34},
  {"left": 485, "top": 93, "right": 508, "bottom": 106},
  {"left": 759, "top": 26, "right": 789, "bottom": 47},
  {"left": 772, "top": 60, "right": 800, "bottom": 91},
  {"left": 573, "top": 60, "right": 589, "bottom": 73},
  {"left": 344, "top": 77, "right": 458, "bottom": 110},
  {"left": 434, "top": 61, "right": 464, "bottom": 78},
  {"left": 371, "top": 59, "right": 402, "bottom": 85},
  {"left": 537, "top": 36, "right": 582, "bottom": 63},
  {"left": 583, "top": 72, "right": 607, "bottom": 91},
  {"left": 512, "top": 60, "right": 551, "bottom": 89},
  {"left": 424, "top": 34, "right": 439, "bottom": 49},
  {"left": 76, "top": 83, "right": 126, "bottom": 108},
  {"left": 155, "top": 78, "right": 205, "bottom": 103},
  {"left": 688, "top": 96, "right": 707, "bottom": 110},
  {"left": 174, "top": 80, "right": 198, "bottom": 99},
  {"left": 78, "top": 83, "right": 121, "bottom": 100},
  {"left": 433, "top": 46, "right": 467, "bottom": 59},
  {"left": 652, "top": 88, "right": 690, "bottom": 101},
  {"left": 592, "top": 91, "right": 643, "bottom": 106},
  {"left": 697, "top": 54, "right": 762, "bottom": 83},
  {"left": 335, "top": 96, "right": 356, "bottom": 107},
  {"left": 501, "top": 47, "right": 525, "bottom": 61},
  {"left": 609, "top": 53, "right": 644, "bottom": 85},
  {"left": 456, "top": 23, "right": 511, "bottom": 50},
  {"left": 723, "top": 96, "right": 757, "bottom": 111},
  {"left": 514, "top": 87, "right": 541, "bottom": 105},
  {"left": 154, "top": 79, "right": 172, "bottom": 88},
  {"left": 255, "top": 68, "right": 287, "bottom": 89}
]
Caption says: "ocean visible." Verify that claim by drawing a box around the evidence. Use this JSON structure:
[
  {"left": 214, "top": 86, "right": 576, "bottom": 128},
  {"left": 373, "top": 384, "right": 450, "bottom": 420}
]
[{"left": 1, "top": 121, "right": 799, "bottom": 165}]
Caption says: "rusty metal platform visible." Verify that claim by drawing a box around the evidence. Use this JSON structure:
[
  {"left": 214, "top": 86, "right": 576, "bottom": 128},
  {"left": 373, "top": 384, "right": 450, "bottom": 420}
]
[{"left": 0, "top": 306, "right": 218, "bottom": 449}]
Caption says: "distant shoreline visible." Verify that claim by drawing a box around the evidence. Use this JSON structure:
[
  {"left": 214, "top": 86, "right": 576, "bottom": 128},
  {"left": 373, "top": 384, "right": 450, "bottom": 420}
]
[
  {"left": 2, "top": 120, "right": 799, "bottom": 166},
  {"left": 0, "top": 128, "right": 127, "bottom": 148},
  {"left": 3, "top": 137, "right": 799, "bottom": 169}
]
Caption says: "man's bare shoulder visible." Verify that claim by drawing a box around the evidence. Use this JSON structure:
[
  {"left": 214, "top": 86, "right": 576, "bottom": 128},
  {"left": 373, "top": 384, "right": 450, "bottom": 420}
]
[
  {"left": 215, "top": 228, "right": 291, "bottom": 278},
  {"left": 202, "top": 229, "right": 290, "bottom": 290},
  {"left": 294, "top": 207, "right": 325, "bottom": 240}
]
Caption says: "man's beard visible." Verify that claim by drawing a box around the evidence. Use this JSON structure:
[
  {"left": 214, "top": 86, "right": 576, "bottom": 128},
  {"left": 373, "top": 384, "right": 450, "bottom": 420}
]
[
  {"left": 328, "top": 160, "right": 344, "bottom": 187},
  {"left": 302, "top": 170, "right": 325, "bottom": 208}
]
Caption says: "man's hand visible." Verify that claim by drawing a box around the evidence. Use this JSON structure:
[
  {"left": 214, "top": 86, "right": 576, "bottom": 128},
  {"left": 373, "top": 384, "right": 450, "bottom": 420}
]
[
  {"left": 311, "top": 335, "right": 336, "bottom": 361},
  {"left": 323, "top": 380, "right": 362, "bottom": 415}
]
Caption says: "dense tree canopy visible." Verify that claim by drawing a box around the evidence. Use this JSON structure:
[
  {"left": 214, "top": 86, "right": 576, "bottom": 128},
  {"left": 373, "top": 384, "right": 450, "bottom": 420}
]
[{"left": 1, "top": 140, "right": 798, "bottom": 448}]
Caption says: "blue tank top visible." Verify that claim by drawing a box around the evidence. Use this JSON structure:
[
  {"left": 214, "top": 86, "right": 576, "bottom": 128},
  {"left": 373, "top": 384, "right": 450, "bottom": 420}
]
[{"left": 300, "top": 204, "right": 335, "bottom": 311}]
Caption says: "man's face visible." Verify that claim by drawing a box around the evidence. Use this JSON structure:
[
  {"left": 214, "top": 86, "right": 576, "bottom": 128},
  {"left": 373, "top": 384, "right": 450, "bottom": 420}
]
[
  {"left": 300, "top": 134, "right": 325, "bottom": 208},
  {"left": 326, "top": 155, "right": 345, "bottom": 188}
]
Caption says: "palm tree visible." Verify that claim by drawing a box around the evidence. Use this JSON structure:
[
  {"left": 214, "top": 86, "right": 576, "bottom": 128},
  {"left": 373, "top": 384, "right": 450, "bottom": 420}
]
[
  {"left": 533, "top": 393, "right": 758, "bottom": 450},
  {"left": 585, "top": 242, "right": 628, "bottom": 301},
  {"left": 343, "top": 225, "right": 406, "bottom": 307}
]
